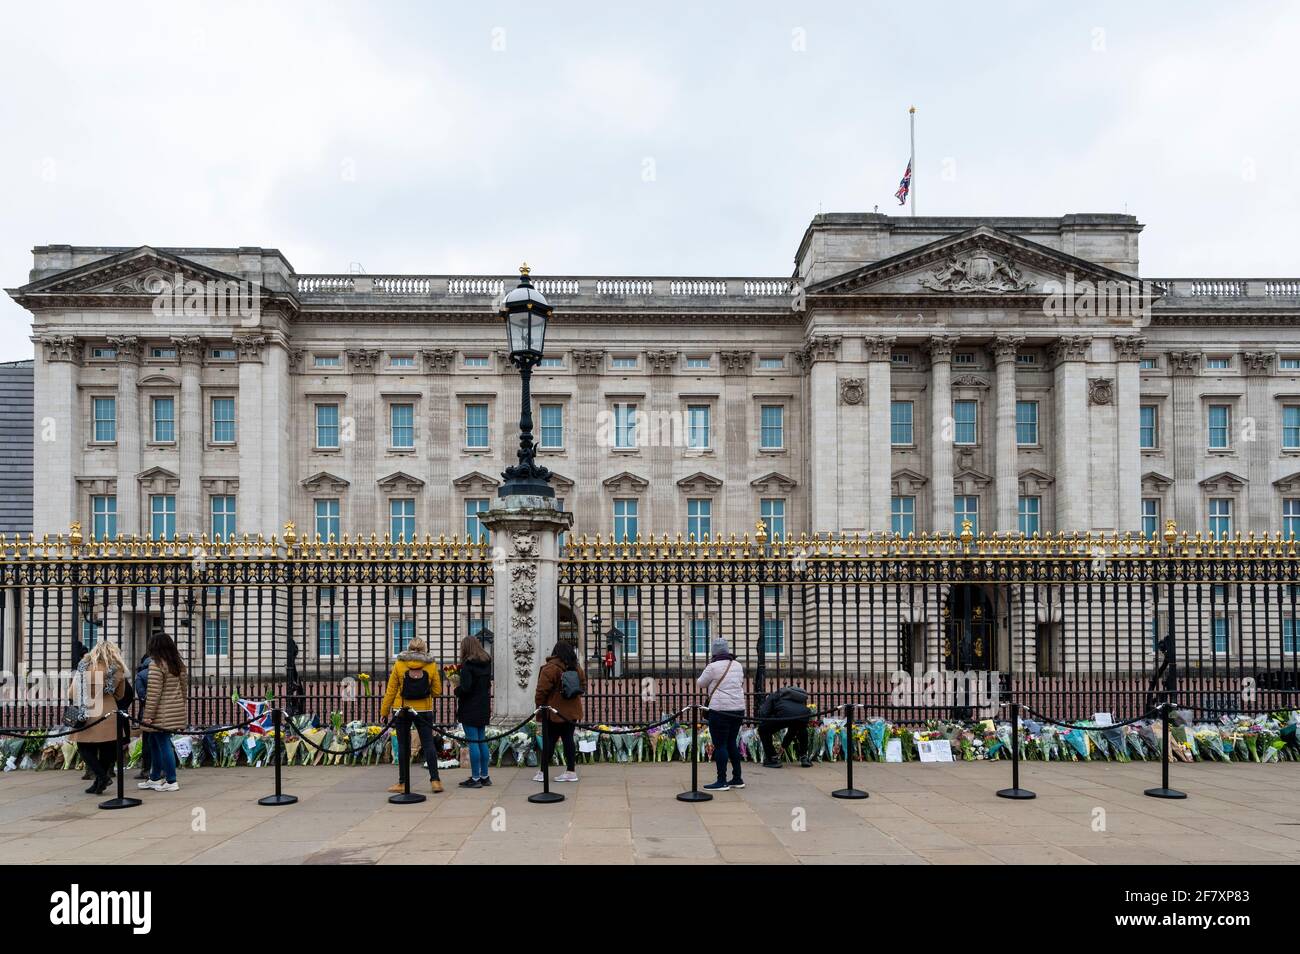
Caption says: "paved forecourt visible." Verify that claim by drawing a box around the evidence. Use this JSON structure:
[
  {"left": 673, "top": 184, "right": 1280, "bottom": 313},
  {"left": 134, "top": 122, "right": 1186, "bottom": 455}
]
[{"left": 1, "top": 762, "right": 1298, "bottom": 865}]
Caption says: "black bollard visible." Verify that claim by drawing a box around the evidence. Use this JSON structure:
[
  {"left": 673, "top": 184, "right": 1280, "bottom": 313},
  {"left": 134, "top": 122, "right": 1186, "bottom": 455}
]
[
  {"left": 996, "top": 702, "right": 1036, "bottom": 800},
  {"left": 832, "top": 703, "right": 868, "bottom": 800},
  {"left": 677, "top": 704, "right": 713, "bottom": 802},
  {"left": 528, "top": 712, "right": 565, "bottom": 804},
  {"left": 258, "top": 707, "right": 298, "bottom": 807},
  {"left": 98, "top": 710, "right": 142, "bottom": 810},
  {"left": 389, "top": 709, "right": 426, "bottom": 804},
  {"left": 1144, "top": 702, "right": 1187, "bottom": 799}
]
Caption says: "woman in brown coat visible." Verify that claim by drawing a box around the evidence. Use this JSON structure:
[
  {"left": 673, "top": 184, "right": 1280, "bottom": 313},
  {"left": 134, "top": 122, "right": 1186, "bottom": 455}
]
[
  {"left": 68, "top": 640, "right": 127, "bottom": 794},
  {"left": 532, "top": 641, "right": 586, "bottom": 783},
  {"left": 138, "top": 631, "right": 188, "bottom": 792}
]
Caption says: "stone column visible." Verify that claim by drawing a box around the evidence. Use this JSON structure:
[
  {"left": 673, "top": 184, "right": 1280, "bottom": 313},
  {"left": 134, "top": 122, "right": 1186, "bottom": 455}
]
[
  {"left": 991, "top": 336, "right": 1023, "bottom": 533},
  {"left": 928, "top": 335, "right": 960, "bottom": 534},
  {"left": 480, "top": 496, "right": 573, "bottom": 726},
  {"left": 1114, "top": 335, "right": 1146, "bottom": 534},
  {"left": 647, "top": 350, "right": 679, "bottom": 532},
  {"left": 32, "top": 335, "right": 81, "bottom": 535},
  {"left": 234, "top": 335, "right": 265, "bottom": 534},
  {"left": 720, "top": 350, "right": 753, "bottom": 534},
  {"left": 1168, "top": 351, "right": 1202, "bottom": 531},
  {"left": 1049, "top": 335, "right": 1092, "bottom": 532},
  {"left": 347, "top": 349, "right": 381, "bottom": 533},
  {"left": 572, "top": 350, "right": 605, "bottom": 538},
  {"left": 422, "top": 348, "right": 455, "bottom": 536},
  {"left": 865, "top": 335, "right": 895, "bottom": 532},
  {"left": 108, "top": 336, "right": 142, "bottom": 536},
  {"left": 805, "top": 335, "right": 841, "bottom": 534},
  {"left": 174, "top": 336, "right": 203, "bottom": 535},
  {"left": 1242, "top": 351, "right": 1274, "bottom": 532}
]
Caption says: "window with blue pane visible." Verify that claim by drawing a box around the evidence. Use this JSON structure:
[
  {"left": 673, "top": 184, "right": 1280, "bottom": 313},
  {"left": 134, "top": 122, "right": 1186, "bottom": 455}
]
[
  {"left": 1018, "top": 496, "right": 1040, "bottom": 536},
  {"left": 1142, "top": 499, "right": 1160, "bottom": 539},
  {"left": 613, "top": 498, "right": 638, "bottom": 542},
  {"left": 1207, "top": 404, "right": 1230, "bottom": 449},
  {"left": 390, "top": 403, "right": 414, "bottom": 448},
  {"left": 464, "top": 404, "right": 488, "bottom": 448},
  {"left": 539, "top": 404, "right": 564, "bottom": 449},
  {"left": 762, "top": 619, "right": 784, "bottom": 654},
  {"left": 1285, "top": 618, "right": 1298, "bottom": 654},
  {"left": 149, "top": 495, "right": 176, "bottom": 540},
  {"left": 954, "top": 495, "right": 979, "bottom": 536},
  {"left": 211, "top": 397, "right": 236, "bottom": 443},
  {"left": 465, "top": 498, "right": 489, "bottom": 543},
  {"left": 317, "top": 620, "right": 340, "bottom": 656},
  {"left": 93, "top": 397, "right": 116, "bottom": 442},
  {"left": 760, "top": 405, "right": 784, "bottom": 449},
  {"left": 469, "top": 617, "right": 486, "bottom": 636},
  {"left": 315, "top": 498, "right": 340, "bottom": 542},
  {"left": 391, "top": 619, "right": 415, "bottom": 653},
  {"left": 691, "top": 618, "right": 710, "bottom": 654},
  {"left": 953, "top": 400, "right": 977, "bottom": 445},
  {"left": 614, "top": 403, "right": 638, "bottom": 448},
  {"left": 1213, "top": 616, "right": 1230, "bottom": 654},
  {"left": 891, "top": 496, "right": 915, "bottom": 536},
  {"left": 687, "top": 405, "right": 710, "bottom": 448},
  {"left": 211, "top": 496, "right": 236, "bottom": 541},
  {"left": 152, "top": 397, "right": 175, "bottom": 442},
  {"left": 1139, "top": 405, "right": 1158, "bottom": 448},
  {"left": 204, "top": 618, "right": 229, "bottom": 656},
  {"left": 890, "top": 401, "right": 913, "bottom": 445},
  {"left": 1208, "top": 498, "right": 1232, "bottom": 539},
  {"left": 1015, "top": 401, "right": 1038, "bottom": 445},
  {"left": 315, "top": 404, "right": 340, "bottom": 448},
  {"left": 91, "top": 495, "right": 117, "bottom": 541},
  {"left": 1285, "top": 499, "right": 1300, "bottom": 539},
  {"left": 390, "top": 498, "right": 415, "bottom": 541},
  {"left": 687, "top": 498, "right": 711, "bottom": 540},
  {"left": 760, "top": 498, "right": 785, "bottom": 540},
  {"left": 614, "top": 617, "right": 639, "bottom": 655},
  {"left": 1285, "top": 406, "right": 1300, "bottom": 449},
  {"left": 82, "top": 619, "right": 100, "bottom": 648}
]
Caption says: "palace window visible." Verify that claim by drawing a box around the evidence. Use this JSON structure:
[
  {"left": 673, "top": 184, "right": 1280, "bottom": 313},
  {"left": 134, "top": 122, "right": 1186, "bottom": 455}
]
[
  {"left": 613, "top": 403, "right": 638, "bottom": 449},
  {"left": 1140, "top": 405, "right": 1158, "bottom": 449},
  {"left": 210, "top": 496, "right": 236, "bottom": 542},
  {"left": 891, "top": 496, "right": 915, "bottom": 536},
  {"left": 613, "top": 498, "right": 639, "bottom": 542},
  {"left": 390, "top": 403, "right": 414, "bottom": 449},
  {"left": 317, "top": 620, "right": 340, "bottom": 657},
  {"left": 149, "top": 495, "right": 176, "bottom": 541},
  {"left": 313, "top": 355, "right": 341, "bottom": 368},
  {"left": 687, "top": 405, "right": 710, "bottom": 449},
  {"left": 1015, "top": 353, "right": 1036, "bottom": 366},
  {"left": 389, "top": 355, "right": 415, "bottom": 368},
  {"left": 1206, "top": 357, "right": 1230, "bottom": 370},
  {"left": 1283, "top": 406, "right": 1300, "bottom": 450},
  {"left": 391, "top": 619, "right": 416, "bottom": 654},
  {"left": 687, "top": 498, "right": 712, "bottom": 541},
  {"left": 1139, "top": 357, "right": 1158, "bottom": 370},
  {"left": 890, "top": 401, "right": 913, "bottom": 445},
  {"left": 1212, "top": 615, "right": 1231, "bottom": 655},
  {"left": 152, "top": 396, "right": 175, "bottom": 443},
  {"left": 539, "top": 404, "right": 564, "bottom": 449},
  {"left": 953, "top": 400, "right": 978, "bottom": 445},
  {"left": 1018, "top": 495, "right": 1041, "bottom": 536},
  {"left": 611, "top": 356, "right": 638, "bottom": 370},
  {"left": 91, "top": 346, "right": 117, "bottom": 360},
  {"left": 691, "top": 618, "right": 710, "bottom": 655},
  {"left": 465, "top": 404, "right": 489, "bottom": 448},
  {"left": 390, "top": 498, "right": 415, "bottom": 542},
  {"left": 210, "top": 348, "right": 237, "bottom": 361},
  {"left": 150, "top": 347, "right": 176, "bottom": 360},
  {"left": 762, "top": 618, "right": 785, "bottom": 654},
  {"left": 1284, "top": 499, "right": 1300, "bottom": 539},
  {"left": 1015, "top": 401, "right": 1038, "bottom": 446},
  {"left": 211, "top": 398, "right": 236, "bottom": 444},
  {"left": 686, "top": 356, "right": 711, "bottom": 370},
  {"left": 204, "top": 619, "right": 230, "bottom": 657},
  {"left": 315, "top": 404, "right": 340, "bottom": 449},
  {"left": 315, "top": 499, "right": 340, "bottom": 542},
  {"left": 1207, "top": 404, "right": 1231, "bottom": 449},
  {"left": 891, "top": 351, "right": 912, "bottom": 366},
  {"left": 93, "top": 397, "right": 116, "bottom": 443},
  {"left": 1142, "top": 498, "right": 1160, "bottom": 540},
  {"left": 757, "top": 356, "right": 784, "bottom": 370},
  {"left": 953, "top": 352, "right": 976, "bottom": 366},
  {"left": 465, "top": 498, "right": 490, "bottom": 543},
  {"left": 1280, "top": 357, "right": 1300, "bottom": 371},
  {"left": 464, "top": 355, "right": 489, "bottom": 368},
  {"left": 91, "top": 495, "right": 117, "bottom": 541},
  {"left": 760, "top": 405, "right": 784, "bottom": 449},
  {"left": 761, "top": 498, "right": 786, "bottom": 541},
  {"left": 1208, "top": 498, "right": 1233, "bottom": 539},
  {"left": 538, "top": 356, "right": 564, "bottom": 369},
  {"left": 614, "top": 617, "right": 639, "bottom": 655},
  {"left": 954, "top": 495, "right": 979, "bottom": 536}
]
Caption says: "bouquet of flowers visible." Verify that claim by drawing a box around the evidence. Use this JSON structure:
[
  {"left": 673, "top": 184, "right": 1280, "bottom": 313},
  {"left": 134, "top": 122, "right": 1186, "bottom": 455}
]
[
  {"left": 739, "top": 726, "right": 763, "bottom": 762},
  {"left": 1193, "top": 727, "right": 1230, "bottom": 762},
  {"left": 441, "top": 664, "right": 461, "bottom": 693},
  {"left": 356, "top": 673, "right": 373, "bottom": 696}
]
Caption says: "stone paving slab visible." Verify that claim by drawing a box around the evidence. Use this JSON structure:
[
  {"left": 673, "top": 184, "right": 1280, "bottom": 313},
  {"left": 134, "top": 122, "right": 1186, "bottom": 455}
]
[{"left": 1, "top": 761, "right": 1298, "bottom": 865}]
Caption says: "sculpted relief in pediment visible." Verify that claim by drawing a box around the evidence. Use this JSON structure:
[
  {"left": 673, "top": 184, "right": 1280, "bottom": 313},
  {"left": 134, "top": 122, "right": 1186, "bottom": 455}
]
[{"left": 916, "top": 252, "right": 1036, "bottom": 294}]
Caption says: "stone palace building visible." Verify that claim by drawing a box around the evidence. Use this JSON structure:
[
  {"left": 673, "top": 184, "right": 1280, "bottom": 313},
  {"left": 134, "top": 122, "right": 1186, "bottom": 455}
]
[{"left": 9, "top": 212, "right": 1300, "bottom": 547}]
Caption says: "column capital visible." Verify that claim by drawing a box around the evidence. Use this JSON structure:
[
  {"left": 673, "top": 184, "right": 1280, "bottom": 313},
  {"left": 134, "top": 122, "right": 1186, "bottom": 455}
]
[
  {"left": 33, "top": 333, "right": 81, "bottom": 364},
  {"left": 421, "top": 348, "right": 455, "bottom": 374},
  {"left": 233, "top": 334, "right": 267, "bottom": 363},
  {"left": 1048, "top": 334, "right": 1092, "bottom": 366},
  {"left": 1112, "top": 334, "right": 1148, "bottom": 362},
  {"left": 862, "top": 335, "right": 896, "bottom": 362},
  {"left": 646, "top": 349, "right": 679, "bottom": 374},
  {"left": 572, "top": 349, "right": 606, "bottom": 374},
  {"left": 286, "top": 348, "right": 305, "bottom": 372},
  {"left": 989, "top": 335, "right": 1025, "bottom": 363},
  {"left": 800, "top": 335, "right": 841, "bottom": 366},
  {"left": 346, "top": 348, "right": 381, "bottom": 373},
  {"left": 172, "top": 335, "right": 204, "bottom": 364},
  {"left": 1242, "top": 351, "right": 1274, "bottom": 376},
  {"left": 107, "top": 335, "right": 142, "bottom": 364},
  {"left": 1167, "top": 350, "right": 1201, "bottom": 376},
  {"left": 927, "top": 334, "right": 962, "bottom": 362},
  {"left": 720, "top": 349, "right": 753, "bottom": 375}
]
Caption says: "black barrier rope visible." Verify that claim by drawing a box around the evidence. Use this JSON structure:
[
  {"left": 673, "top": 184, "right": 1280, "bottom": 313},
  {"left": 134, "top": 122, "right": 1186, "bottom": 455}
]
[
  {"left": 427, "top": 707, "right": 551, "bottom": 744},
  {"left": 574, "top": 707, "right": 694, "bottom": 733},
  {"left": 127, "top": 713, "right": 259, "bottom": 735},
  {"left": 283, "top": 713, "right": 398, "bottom": 757},
  {"left": 1018, "top": 704, "right": 1166, "bottom": 730},
  {"left": 0, "top": 712, "right": 112, "bottom": 738}
]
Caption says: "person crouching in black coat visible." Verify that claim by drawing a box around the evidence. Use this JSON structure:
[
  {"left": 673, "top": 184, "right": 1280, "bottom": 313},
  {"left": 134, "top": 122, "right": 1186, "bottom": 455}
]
[{"left": 757, "top": 686, "right": 814, "bottom": 768}]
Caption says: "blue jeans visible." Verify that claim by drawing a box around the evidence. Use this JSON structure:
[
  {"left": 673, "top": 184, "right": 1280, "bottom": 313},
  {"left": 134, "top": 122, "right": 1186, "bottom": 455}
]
[
  {"left": 707, "top": 709, "right": 744, "bottom": 783},
  {"left": 463, "top": 724, "right": 490, "bottom": 778},
  {"left": 147, "top": 732, "right": 177, "bottom": 783}
]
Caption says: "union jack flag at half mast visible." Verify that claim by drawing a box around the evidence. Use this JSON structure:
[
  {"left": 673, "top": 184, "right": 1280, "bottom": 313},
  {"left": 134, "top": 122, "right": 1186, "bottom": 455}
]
[{"left": 895, "top": 160, "right": 912, "bottom": 206}]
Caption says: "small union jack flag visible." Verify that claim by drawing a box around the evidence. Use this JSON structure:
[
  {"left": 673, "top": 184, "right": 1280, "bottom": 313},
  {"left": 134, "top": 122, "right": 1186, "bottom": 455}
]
[
  {"left": 237, "top": 697, "right": 275, "bottom": 734},
  {"left": 894, "top": 160, "right": 912, "bottom": 206}
]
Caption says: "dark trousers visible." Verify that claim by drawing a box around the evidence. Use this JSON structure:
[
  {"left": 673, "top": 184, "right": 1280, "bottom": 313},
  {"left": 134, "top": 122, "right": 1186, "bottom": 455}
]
[
  {"left": 399, "top": 710, "right": 440, "bottom": 781},
  {"left": 706, "top": 709, "right": 744, "bottom": 782},
  {"left": 541, "top": 718, "right": 577, "bottom": 772},
  {"left": 78, "top": 741, "right": 116, "bottom": 783},
  {"left": 759, "top": 718, "right": 808, "bottom": 762}
]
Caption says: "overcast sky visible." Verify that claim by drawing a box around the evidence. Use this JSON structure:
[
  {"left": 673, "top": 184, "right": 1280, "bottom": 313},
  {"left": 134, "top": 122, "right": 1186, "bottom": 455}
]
[{"left": 1, "top": 1, "right": 1297, "bottom": 360}]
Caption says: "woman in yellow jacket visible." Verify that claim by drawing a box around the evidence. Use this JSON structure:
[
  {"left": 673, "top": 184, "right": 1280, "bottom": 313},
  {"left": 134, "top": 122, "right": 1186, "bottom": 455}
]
[{"left": 380, "top": 637, "right": 443, "bottom": 793}]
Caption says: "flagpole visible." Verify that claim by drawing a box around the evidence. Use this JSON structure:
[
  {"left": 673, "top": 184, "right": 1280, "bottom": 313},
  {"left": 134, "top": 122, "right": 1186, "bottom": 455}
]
[{"left": 909, "top": 105, "right": 916, "bottom": 217}]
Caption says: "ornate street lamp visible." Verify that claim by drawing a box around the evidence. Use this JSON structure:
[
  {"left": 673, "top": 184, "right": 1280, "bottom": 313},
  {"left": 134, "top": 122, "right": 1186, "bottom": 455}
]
[{"left": 498, "top": 263, "right": 555, "bottom": 498}]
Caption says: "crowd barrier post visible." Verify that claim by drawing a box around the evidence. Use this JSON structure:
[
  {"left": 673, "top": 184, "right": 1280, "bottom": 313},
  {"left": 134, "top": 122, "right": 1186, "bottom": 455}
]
[
  {"left": 257, "top": 706, "right": 298, "bottom": 807},
  {"left": 389, "top": 708, "right": 426, "bottom": 805},
  {"left": 831, "top": 703, "right": 868, "bottom": 800},
  {"left": 995, "top": 702, "right": 1036, "bottom": 800},
  {"left": 676, "top": 703, "right": 712, "bottom": 803},
  {"left": 98, "top": 709, "right": 142, "bottom": 811},
  {"left": 528, "top": 709, "right": 565, "bottom": 804},
  {"left": 1144, "top": 701, "right": 1187, "bottom": 800}
]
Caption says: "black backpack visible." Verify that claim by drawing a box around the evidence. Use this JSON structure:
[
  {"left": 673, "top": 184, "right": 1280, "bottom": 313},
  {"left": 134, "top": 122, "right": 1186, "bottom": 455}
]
[
  {"left": 401, "top": 666, "right": 431, "bottom": 700},
  {"left": 560, "top": 669, "right": 584, "bottom": 700}
]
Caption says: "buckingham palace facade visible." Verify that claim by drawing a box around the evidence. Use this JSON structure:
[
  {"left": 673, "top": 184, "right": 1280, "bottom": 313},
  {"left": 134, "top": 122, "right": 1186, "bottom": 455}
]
[{"left": 10, "top": 212, "right": 1300, "bottom": 547}]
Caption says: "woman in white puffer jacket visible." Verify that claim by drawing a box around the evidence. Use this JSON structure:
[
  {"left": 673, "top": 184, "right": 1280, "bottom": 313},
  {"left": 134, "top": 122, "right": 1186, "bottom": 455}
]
[{"left": 695, "top": 638, "right": 746, "bottom": 791}]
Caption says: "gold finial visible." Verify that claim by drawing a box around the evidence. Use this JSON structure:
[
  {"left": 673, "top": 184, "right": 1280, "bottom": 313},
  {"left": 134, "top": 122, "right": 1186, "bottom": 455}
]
[
  {"left": 959, "top": 519, "right": 973, "bottom": 547},
  {"left": 909, "top": 105, "right": 916, "bottom": 113},
  {"left": 520, "top": 262, "right": 531, "bottom": 276},
  {"left": 1162, "top": 519, "right": 1177, "bottom": 547},
  {"left": 283, "top": 521, "right": 297, "bottom": 546},
  {"left": 755, "top": 519, "right": 767, "bottom": 545},
  {"left": 69, "top": 521, "right": 83, "bottom": 546}
]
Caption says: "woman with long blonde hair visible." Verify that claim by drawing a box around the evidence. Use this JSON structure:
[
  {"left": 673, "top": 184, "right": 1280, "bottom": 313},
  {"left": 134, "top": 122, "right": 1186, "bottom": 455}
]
[{"left": 68, "top": 639, "right": 128, "bottom": 795}]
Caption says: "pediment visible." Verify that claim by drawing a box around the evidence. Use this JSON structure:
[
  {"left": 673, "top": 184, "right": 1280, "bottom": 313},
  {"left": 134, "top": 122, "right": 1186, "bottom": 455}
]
[
  {"left": 602, "top": 471, "right": 649, "bottom": 493},
  {"left": 11, "top": 246, "right": 251, "bottom": 301},
  {"left": 1199, "top": 470, "right": 1247, "bottom": 492},
  {"left": 750, "top": 471, "right": 798, "bottom": 493},
  {"left": 1018, "top": 468, "right": 1055, "bottom": 494},
  {"left": 301, "top": 471, "right": 350, "bottom": 493},
  {"left": 138, "top": 373, "right": 179, "bottom": 388},
  {"left": 452, "top": 470, "right": 500, "bottom": 493},
  {"left": 891, "top": 468, "right": 928, "bottom": 494},
  {"left": 807, "top": 226, "right": 1139, "bottom": 300},
  {"left": 1142, "top": 470, "right": 1174, "bottom": 491},
  {"left": 1274, "top": 471, "right": 1300, "bottom": 494},
  {"left": 137, "top": 466, "right": 180, "bottom": 492},
  {"left": 136, "top": 466, "right": 179, "bottom": 481},
  {"left": 377, "top": 471, "right": 426, "bottom": 493},
  {"left": 676, "top": 471, "right": 723, "bottom": 494},
  {"left": 953, "top": 467, "right": 993, "bottom": 493},
  {"left": 548, "top": 472, "right": 575, "bottom": 491}
]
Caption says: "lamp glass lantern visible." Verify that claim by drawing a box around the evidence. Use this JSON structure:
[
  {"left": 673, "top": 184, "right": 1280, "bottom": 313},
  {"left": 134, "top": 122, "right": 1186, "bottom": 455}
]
[{"left": 497, "top": 263, "right": 556, "bottom": 498}]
